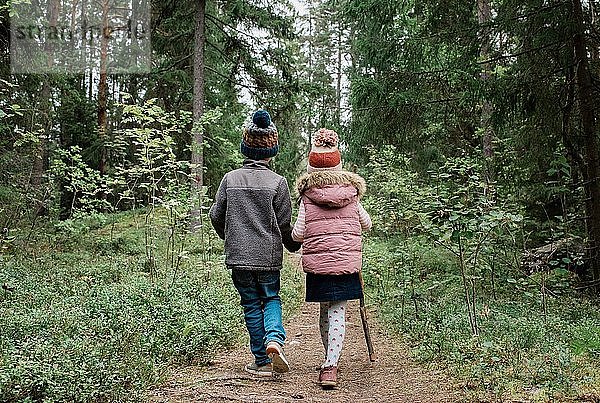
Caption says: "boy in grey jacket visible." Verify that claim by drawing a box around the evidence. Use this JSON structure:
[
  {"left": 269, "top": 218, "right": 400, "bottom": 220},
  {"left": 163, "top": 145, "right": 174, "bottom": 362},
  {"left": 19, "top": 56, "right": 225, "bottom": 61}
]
[{"left": 210, "top": 110, "right": 301, "bottom": 377}]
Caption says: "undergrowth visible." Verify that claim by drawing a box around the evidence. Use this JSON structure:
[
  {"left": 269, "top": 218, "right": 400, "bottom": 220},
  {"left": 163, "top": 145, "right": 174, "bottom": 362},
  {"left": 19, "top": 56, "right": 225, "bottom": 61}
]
[
  {"left": 363, "top": 236, "right": 600, "bottom": 402},
  {"left": 0, "top": 210, "right": 303, "bottom": 402}
]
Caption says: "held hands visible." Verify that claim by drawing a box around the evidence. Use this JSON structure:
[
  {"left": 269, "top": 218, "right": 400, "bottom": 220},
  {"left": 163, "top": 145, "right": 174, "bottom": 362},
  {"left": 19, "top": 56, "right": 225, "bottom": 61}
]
[{"left": 285, "top": 240, "right": 303, "bottom": 253}]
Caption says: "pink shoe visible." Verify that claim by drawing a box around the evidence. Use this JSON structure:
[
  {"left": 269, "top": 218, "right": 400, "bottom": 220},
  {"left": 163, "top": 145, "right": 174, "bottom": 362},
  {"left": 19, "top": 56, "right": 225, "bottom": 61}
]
[{"left": 318, "top": 366, "right": 337, "bottom": 388}]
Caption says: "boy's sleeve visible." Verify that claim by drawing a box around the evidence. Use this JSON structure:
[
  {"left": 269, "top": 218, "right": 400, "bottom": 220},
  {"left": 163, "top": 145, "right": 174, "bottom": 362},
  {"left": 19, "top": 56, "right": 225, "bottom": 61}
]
[
  {"left": 274, "top": 178, "right": 302, "bottom": 253},
  {"left": 358, "top": 202, "right": 372, "bottom": 231},
  {"left": 292, "top": 200, "right": 306, "bottom": 242},
  {"left": 209, "top": 176, "right": 228, "bottom": 240}
]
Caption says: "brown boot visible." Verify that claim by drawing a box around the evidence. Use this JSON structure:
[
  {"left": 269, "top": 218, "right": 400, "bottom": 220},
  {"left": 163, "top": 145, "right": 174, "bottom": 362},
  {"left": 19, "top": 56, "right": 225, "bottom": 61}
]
[{"left": 318, "top": 366, "right": 337, "bottom": 388}]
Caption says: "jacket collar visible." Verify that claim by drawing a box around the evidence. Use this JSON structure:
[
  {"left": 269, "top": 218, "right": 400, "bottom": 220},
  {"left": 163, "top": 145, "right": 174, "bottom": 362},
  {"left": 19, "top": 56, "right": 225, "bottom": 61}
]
[
  {"left": 296, "top": 170, "right": 366, "bottom": 198},
  {"left": 242, "top": 159, "right": 271, "bottom": 170}
]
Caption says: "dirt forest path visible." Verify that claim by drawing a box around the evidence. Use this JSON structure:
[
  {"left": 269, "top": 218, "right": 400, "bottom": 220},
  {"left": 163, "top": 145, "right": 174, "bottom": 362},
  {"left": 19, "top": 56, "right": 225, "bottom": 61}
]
[{"left": 149, "top": 299, "right": 466, "bottom": 403}]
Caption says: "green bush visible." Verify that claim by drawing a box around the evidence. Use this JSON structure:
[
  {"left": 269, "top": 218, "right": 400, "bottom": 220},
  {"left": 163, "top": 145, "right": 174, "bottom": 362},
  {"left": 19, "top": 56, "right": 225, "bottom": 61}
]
[
  {"left": 0, "top": 254, "right": 243, "bottom": 402},
  {"left": 363, "top": 237, "right": 600, "bottom": 401},
  {"left": 0, "top": 209, "right": 301, "bottom": 402},
  {"left": 358, "top": 145, "right": 600, "bottom": 400}
]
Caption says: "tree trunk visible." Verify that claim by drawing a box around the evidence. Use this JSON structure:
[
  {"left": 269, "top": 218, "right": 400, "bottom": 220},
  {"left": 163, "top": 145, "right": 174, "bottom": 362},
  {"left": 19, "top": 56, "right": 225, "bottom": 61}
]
[
  {"left": 591, "top": 0, "right": 598, "bottom": 64},
  {"left": 30, "top": 0, "right": 60, "bottom": 216},
  {"left": 335, "top": 24, "right": 342, "bottom": 129},
  {"left": 191, "top": 0, "right": 206, "bottom": 191},
  {"left": 573, "top": 0, "right": 600, "bottom": 287},
  {"left": 477, "top": 0, "right": 495, "bottom": 191},
  {"left": 308, "top": 7, "right": 314, "bottom": 141},
  {"left": 98, "top": 0, "right": 110, "bottom": 175},
  {"left": 561, "top": 61, "right": 583, "bottom": 188}
]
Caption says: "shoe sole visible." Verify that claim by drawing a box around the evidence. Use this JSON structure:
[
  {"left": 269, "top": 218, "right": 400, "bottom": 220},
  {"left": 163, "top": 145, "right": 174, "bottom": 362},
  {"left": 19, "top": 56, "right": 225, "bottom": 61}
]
[
  {"left": 266, "top": 347, "right": 289, "bottom": 373},
  {"left": 319, "top": 380, "right": 337, "bottom": 388}
]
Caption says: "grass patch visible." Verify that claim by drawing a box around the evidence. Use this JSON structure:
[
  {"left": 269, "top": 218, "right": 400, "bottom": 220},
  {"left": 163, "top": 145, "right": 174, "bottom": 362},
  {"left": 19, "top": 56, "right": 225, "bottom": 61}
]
[{"left": 363, "top": 236, "right": 600, "bottom": 402}]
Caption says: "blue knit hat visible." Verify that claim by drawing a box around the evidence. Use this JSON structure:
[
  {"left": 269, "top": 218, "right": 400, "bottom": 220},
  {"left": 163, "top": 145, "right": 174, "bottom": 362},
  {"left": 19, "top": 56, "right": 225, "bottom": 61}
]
[{"left": 240, "top": 110, "right": 279, "bottom": 160}]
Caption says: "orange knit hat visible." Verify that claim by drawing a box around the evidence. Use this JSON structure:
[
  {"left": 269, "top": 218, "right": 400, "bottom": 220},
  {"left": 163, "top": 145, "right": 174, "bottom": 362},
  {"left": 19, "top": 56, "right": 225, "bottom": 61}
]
[{"left": 307, "top": 128, "right": 342, "bottom": 173}]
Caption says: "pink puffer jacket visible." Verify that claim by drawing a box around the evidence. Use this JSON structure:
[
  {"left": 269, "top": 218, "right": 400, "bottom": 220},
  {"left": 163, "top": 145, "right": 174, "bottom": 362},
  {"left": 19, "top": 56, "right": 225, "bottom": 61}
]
[{"left": 295, "top": 171, "right": 368, "bottom": 275}]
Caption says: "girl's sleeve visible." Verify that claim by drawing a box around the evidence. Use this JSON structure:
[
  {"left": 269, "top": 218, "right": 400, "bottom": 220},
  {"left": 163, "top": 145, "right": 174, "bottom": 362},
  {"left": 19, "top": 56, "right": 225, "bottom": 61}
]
[
  {"left": 274, "top": 178, "right": 302, "bottom": 252},
  {"left": 358, "top": 202, "right": 372, "bottom": 231},
  {"left": 292, "top": 200, "right": 306, "bottom": 242}
]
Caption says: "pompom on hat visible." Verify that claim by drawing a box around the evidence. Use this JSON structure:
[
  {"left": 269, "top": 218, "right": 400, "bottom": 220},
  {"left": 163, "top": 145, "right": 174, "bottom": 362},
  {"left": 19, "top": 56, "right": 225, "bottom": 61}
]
[
  {"left": 307, "top": 128, "right": 342, "bottom": 173},
  {"left": 240, "top": 109, "right": 279, "bottom": 160}
]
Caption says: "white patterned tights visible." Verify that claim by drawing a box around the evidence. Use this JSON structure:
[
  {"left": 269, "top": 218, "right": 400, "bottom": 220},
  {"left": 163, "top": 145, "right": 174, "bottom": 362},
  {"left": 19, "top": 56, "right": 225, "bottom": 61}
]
[{"left": 318, "top": 300, "right": 347, "bottom": 368}]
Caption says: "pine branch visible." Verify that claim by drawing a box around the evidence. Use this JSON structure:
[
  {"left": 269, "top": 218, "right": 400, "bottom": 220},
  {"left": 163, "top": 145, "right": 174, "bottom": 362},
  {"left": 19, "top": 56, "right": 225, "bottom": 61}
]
[
  {"left": 204, "top": 65, "right": 260, "bottom": 95},
  {"left": 205, "top": 13, "right": 257, "bottom": 40},
  {"left": 351, "top": 97, "right": 461, "bottom": 112},
  {"left": 410, "top": 2, "right": 570, "bottom": 42},
  {"left": 152, "top": 54, "right": 194, "bottom": 74},
  {"left": 476, "top": 39, "right": 567, "bottom": 66}
]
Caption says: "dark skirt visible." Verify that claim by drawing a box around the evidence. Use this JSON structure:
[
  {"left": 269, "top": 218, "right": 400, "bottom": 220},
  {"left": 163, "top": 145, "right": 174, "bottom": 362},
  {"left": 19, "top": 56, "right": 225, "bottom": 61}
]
[{"left": 305, "top": 272, "right": 363, "bottom": 302}]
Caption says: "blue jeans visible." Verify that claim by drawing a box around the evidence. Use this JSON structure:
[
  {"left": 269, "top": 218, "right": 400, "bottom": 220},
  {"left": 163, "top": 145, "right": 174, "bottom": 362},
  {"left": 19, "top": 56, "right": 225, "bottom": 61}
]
[{"left": 231, "top": 269, "right": 286, "bottom": 366}]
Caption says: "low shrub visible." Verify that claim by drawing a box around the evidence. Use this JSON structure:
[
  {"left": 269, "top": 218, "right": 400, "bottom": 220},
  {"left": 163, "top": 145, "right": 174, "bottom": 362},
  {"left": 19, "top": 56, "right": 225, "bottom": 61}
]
[
  {"left": 0, "top": 211, "right": 303, "bottom": 402},
  {"left": 363, "top": 237, "right": 600, "bottom": 401}
]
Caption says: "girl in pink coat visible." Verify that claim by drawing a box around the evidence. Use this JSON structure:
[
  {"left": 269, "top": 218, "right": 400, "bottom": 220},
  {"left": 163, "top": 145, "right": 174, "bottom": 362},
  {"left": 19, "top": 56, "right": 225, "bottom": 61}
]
[{"left": 292, "top": 129, "right": 372, "bottom": 388}]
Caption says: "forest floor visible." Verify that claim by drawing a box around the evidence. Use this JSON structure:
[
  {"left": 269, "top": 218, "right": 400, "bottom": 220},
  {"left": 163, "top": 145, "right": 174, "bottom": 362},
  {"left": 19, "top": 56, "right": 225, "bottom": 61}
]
[{"left": 148, "top": 273, "right": 467, "bottom": 403}]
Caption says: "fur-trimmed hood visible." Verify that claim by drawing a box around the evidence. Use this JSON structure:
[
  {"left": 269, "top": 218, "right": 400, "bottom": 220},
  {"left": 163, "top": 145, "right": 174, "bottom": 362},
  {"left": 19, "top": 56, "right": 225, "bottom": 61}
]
[{"left": 296, "top": 171, "right": 367, "bottom": 199}]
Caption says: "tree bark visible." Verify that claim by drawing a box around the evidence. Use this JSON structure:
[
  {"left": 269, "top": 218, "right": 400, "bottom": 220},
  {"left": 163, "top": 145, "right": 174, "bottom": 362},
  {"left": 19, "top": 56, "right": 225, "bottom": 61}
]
[
  {"left": 31, "top": 0, "right": 60, "bottom": 216},
  {"left": 573, "top": 0, "right": 600, "bottom": 287},
  {"left": 335, "top": 24, "right": 342, "bottom": 129},
  {"left": 591, "top": 0, "right": 598, "bottom": 65},
  {"left": 98, "top": 0, "right": 110, "bottom": 175},
  {"left": 561, "top": 61, "right": 583, "bottom": 188},
  {"left": 308, "top": 7, "right": 314, "bottom": 140},
  {"left": 191, "top": 0, "right": 206, "bottom": 191},
  {"left": 477, "top": 0, "right": 495, "bottom": 191}
]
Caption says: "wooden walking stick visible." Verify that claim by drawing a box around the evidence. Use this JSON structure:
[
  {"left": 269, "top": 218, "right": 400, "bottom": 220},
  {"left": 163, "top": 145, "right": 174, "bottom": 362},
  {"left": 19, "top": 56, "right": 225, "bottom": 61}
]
[{"left": 358, "top": 271, "right": 376, "bottom": 362}]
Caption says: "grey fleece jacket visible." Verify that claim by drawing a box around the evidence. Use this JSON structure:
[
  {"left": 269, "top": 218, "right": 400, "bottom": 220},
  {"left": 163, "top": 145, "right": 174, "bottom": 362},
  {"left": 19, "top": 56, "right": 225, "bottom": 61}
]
[{"left": 209, "top": 159, "right": 301, "bottom": 270}]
